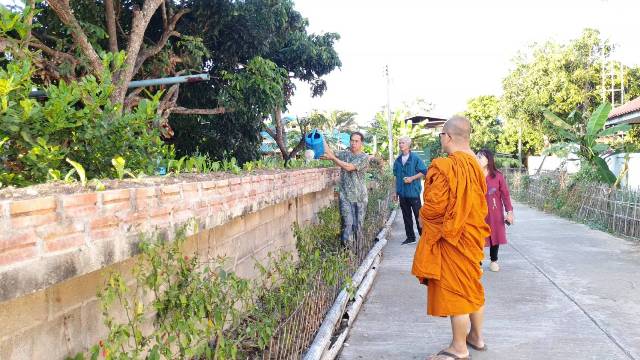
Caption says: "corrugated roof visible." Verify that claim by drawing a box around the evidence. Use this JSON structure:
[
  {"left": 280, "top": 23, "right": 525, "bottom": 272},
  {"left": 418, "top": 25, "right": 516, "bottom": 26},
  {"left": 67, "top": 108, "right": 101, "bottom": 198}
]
[{"left": 608, "top": 96, "right": 640, "bottom": 119}]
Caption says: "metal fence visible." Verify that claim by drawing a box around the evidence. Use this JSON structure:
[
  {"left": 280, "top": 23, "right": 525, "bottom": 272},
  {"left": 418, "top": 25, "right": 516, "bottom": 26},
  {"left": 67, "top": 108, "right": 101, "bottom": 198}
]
[
  {"left": 503, "top": 169, "right": 640, "bottom": 241},
  {"left": 258, "top": 181, "right": 394, "bottom": 359}
]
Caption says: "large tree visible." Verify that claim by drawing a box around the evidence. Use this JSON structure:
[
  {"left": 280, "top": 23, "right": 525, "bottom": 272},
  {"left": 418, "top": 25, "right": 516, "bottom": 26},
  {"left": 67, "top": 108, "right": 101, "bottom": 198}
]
[
  {"left": 463, "top": 95, "right": 501, "bottom": 151},
  {"left": 171, "top": 0, "right": 341, "bottom": 163},
  {"left": 499, "top": 28, "right": 640, "bottom": 156}
]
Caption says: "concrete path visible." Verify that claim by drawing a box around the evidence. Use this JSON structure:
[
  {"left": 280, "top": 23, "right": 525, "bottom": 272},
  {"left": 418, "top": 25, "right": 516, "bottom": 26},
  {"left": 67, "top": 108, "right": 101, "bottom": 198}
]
[{"left": 339, "top": 203, "right": 640, "bottom": 360}]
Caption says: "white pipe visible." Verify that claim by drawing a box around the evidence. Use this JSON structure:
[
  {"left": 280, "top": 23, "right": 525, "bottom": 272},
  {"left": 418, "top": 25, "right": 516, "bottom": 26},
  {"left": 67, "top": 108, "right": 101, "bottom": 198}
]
[
  {"left": 303, "top": 209, "right": 396, "bottom": 360},
  {"left": 320, "top": 255, "right": 382, "bottom": 360},
  {"left": 347, "top": 255, "right": 381, "bottom": 328},
  {"left": 303, "top": 290, "right": 349, "bottom": 360}
]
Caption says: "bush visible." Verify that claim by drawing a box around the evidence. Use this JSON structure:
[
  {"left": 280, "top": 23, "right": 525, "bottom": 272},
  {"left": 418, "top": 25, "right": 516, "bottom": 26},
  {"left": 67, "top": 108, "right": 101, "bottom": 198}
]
[{"left": 0, "top": 9, "right": 166, "bottom": 187}]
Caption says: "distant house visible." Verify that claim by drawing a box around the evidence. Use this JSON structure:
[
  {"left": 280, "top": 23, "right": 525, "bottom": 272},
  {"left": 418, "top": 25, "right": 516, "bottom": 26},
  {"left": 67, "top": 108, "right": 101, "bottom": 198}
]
[
  {"left": 606, "top": 96, "right": 640, "bottom": 126},
  {"left": 405, "top": 115, "right": 447, "bottom": 129}
]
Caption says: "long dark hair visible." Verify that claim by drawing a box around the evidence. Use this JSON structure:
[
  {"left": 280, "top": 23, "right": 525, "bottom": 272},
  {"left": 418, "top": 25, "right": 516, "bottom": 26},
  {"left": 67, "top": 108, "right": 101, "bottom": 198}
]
[{"left": 477, "top": 149, "right": 499, "bottom": 178}]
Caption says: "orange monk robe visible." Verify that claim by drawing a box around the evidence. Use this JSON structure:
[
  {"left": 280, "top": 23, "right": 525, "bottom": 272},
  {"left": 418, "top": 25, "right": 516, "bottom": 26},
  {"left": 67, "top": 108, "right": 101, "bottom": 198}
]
[{"left": 411, "top": 152, "right": 491, "bottom": 316}]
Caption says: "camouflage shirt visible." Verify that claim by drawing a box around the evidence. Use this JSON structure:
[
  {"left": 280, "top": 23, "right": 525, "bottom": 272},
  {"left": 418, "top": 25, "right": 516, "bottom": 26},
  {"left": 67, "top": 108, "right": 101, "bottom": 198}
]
[{"left": 337, "top": 151, "right": 370, "bottom": 203}]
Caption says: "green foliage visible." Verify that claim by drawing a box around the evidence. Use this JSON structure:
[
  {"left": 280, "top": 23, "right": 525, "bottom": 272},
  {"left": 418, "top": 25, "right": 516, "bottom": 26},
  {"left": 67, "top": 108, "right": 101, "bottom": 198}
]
[
  {"left": 368, "top": 109, "right": 434, "bottom": 158},
  {"left": 172, "top": 0, "right": 341, "bottom": 163},
  {"left": 0, "top": 10, "right": 165, "bottom": 187},
  {"left": 542, "top": 102, "right": 630, "bottom": 185},
  {"left": 499, "top": 28, "right": 640, "bottom": 157},
  {"left": 464, "top": 95, "right": 501, "bottom": 151}
]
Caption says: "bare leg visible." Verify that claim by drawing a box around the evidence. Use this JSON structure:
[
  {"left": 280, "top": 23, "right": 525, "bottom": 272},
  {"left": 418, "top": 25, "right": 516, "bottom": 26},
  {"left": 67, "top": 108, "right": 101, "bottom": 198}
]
[
  {"left": 440, "top": 315, "right": 470, "bottom": 357},
  {"left": 467, "top": 306, "right": 486, "bottom": 349}
]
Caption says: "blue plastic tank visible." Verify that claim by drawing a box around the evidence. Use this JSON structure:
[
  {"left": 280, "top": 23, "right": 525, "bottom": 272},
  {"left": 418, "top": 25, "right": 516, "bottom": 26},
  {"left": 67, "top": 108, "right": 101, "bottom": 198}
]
[{"left": 305, "top": 129, "right": 324, "bottom": 159}]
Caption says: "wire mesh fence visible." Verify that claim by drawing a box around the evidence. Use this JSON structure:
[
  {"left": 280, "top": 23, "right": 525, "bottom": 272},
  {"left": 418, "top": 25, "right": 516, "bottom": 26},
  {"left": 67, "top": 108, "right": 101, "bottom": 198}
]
[{"left": 257, "top": 181, "right": 394, "bottom": 359}]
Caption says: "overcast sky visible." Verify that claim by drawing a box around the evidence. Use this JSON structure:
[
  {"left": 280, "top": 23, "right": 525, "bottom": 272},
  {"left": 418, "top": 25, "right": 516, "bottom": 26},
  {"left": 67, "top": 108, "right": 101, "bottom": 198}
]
[{"left": 288, "top": 0, "right": 640, "bottom": 124}]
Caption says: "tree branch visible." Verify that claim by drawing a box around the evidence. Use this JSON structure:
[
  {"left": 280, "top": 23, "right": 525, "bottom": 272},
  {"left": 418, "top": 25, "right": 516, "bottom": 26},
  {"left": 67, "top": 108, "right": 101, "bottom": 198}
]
[
  {"left": 132, "top": 9, "right": 190, "bottom": 76},
  {"left": 110, "top": 0, "right": 165, "bottom": 106},
  {"left": 47, "top": 0, "right": 105, "bottom": 76},
  {"left": 104, "top": 0, "right": 119, "bottom": 53},
  {"left": 288, "top": 135, "right": 307, "bottom": 161}
]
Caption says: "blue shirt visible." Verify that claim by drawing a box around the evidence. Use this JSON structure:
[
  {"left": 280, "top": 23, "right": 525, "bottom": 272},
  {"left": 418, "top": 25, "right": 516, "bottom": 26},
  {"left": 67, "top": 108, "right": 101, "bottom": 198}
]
[{"left": 393, "top": 151, "right": 427, "bottom": 198}]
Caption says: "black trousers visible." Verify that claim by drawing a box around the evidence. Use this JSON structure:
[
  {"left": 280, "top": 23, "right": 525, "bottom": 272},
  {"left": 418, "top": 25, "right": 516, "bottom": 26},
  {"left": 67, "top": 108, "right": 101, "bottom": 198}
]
[
  {"left": 490, "top": 244, "right": 499, "bottom": 262},
  {"left": 399, "top": 197, "right": 422, "bottom": 240}
]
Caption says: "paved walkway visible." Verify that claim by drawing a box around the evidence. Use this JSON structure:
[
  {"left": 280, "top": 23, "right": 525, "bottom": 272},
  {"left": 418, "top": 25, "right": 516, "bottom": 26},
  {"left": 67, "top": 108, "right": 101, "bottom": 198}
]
[{"left": 340, "top": 203, "right": 640, "bottom": 360}]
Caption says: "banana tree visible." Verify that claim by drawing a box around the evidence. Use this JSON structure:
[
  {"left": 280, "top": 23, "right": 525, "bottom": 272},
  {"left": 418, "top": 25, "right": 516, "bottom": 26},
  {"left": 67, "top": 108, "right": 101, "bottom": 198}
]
[
  {"left": 367, "top": 110, "right": 433, "bottom": 157},
  {"left": 542, "top": 102, "right": 630, "bottom": 185}
]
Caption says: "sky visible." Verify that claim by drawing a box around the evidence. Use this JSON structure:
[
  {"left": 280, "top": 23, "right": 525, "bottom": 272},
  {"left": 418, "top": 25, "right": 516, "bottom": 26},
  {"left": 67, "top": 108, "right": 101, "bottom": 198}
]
[
  {"left": 287, "top": 0, "right": 640, "bottom": 125},
  {"left": 2, "top": 0, "right": 638, "bottom": 125}
]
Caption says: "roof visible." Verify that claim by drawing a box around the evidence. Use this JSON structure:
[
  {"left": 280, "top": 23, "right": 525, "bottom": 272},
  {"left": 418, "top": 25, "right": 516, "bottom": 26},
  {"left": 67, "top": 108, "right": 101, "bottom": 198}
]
[
  {"left": 606, "top": 96, "right": 640, "bottom": 126},
  {"left": 608, "top": 96, "right": 640, "bottom": 119},
  {"left": 405, "top": 115, "right": 447, "bottom": 128}
]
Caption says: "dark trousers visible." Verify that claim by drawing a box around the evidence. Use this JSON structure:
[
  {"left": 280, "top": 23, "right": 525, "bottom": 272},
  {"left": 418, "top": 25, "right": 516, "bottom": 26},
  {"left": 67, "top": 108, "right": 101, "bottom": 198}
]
[
  {"left": 490, "top": 244, "right": 499, "bottom": 262},
  {"left": 399, "top": 197, "right": 422, "bottom": 240}
]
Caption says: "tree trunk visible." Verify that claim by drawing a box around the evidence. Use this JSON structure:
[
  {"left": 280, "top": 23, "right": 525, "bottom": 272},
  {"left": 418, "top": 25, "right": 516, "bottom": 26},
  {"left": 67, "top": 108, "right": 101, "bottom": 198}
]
[
  {"left": 47, "top": 0, "right": 105, "bottom": 76},
  {"left": 110, "top": 0, "right": 164, "bottom": 108},
  {"left": 104, "top": 0, "right": 119, "bottom": 54}
]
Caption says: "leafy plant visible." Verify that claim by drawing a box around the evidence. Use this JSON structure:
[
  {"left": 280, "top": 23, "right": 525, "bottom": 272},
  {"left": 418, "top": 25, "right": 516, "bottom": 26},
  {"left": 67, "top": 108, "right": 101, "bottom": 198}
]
[
  {"left": 543, "top": 102, "right": 630, "bottom": 185},
  {"left": 111, "top": 157, "right": 136, "bottom": 180},
  {"left": 66, "top": 158, "right": 87, "bottom": 187}
]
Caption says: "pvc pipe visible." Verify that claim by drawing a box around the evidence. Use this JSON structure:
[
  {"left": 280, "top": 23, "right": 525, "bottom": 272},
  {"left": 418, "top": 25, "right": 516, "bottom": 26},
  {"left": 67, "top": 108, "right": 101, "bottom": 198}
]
[
  {"left": 321, "top": 255, "right": 381, "bottom": 360},
  {"left": 29, "top": 73, "right": 210, "bottom": 98},
  {"left": 303, "top": 209, "right": 396, "bottom": 360}
]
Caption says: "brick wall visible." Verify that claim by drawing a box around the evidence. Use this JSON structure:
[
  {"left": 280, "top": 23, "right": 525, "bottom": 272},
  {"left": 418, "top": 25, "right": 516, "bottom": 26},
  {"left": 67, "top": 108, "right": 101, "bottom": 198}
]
[{"left": 0, "top": 168, "right": 338, "bottom": 360}]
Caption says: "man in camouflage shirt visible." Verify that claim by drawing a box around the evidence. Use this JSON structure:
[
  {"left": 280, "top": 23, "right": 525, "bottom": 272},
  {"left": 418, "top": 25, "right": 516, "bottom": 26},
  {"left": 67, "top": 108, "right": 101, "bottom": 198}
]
[{"left": 322, "top": 131, "right": 370, "bottom": 245}]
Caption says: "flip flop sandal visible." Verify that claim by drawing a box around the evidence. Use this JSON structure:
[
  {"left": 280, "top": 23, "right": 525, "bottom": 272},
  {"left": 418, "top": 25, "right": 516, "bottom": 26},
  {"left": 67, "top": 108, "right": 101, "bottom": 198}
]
[
  {"left": 466, "top": 340, "right": 488, "bottom": 351},
  {"left": 435, "top": 350, "right": 472, "bottom": 359}
]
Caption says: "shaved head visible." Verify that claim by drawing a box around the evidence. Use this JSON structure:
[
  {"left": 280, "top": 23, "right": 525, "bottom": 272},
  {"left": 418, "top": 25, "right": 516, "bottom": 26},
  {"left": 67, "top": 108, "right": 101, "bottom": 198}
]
[{"left": 443, "top": 115, "right": 471, "bottom": 143}]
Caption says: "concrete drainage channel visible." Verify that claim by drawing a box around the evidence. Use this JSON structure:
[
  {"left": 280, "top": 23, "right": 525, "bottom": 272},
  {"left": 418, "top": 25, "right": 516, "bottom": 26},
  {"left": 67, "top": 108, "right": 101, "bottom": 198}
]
[{"left": 304, "top": 209, "right": 397, "bottom": 360}]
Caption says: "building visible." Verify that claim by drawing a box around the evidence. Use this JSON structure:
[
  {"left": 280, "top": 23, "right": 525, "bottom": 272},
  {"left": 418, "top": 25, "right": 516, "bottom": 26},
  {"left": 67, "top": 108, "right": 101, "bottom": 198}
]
[{"left": 606, "top": 96, "right": 640, "bottom": 126}]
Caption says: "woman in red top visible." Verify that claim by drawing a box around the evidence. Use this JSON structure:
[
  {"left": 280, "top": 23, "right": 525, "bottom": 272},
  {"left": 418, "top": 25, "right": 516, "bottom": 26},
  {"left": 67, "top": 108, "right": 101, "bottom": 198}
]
[{"left": 476, "top": 149, "right": 514, "bottom": 272}]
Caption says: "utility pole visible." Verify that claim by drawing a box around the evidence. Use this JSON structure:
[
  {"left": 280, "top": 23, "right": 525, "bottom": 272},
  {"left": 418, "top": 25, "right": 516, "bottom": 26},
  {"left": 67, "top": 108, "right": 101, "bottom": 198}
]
[{"left": 385, "top": 65, "right": 393, "bottom": 168}]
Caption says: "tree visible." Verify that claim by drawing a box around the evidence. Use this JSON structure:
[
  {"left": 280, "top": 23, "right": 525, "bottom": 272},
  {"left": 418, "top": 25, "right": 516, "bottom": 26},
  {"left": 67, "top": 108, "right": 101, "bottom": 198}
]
[
  {"left": 0, "top": 10, "right": 164, "bottom": 186},
  {"left": 543, "top": 102, "right": 630, "bottom": 185},
  {"left": 463, "top": 95, "right": 501, "bottom": 151},
  {"left": 0, "top": 0, "right": 218, "bottom": 138},
  {"left": 171, "top": 0, "right": 341, "bottom": 163},
  {"left": 367, "top": 109, "right": 433, "bottom": 158},
  {"left": 500, "top": 28, "right": 640, "bottom": 156}
]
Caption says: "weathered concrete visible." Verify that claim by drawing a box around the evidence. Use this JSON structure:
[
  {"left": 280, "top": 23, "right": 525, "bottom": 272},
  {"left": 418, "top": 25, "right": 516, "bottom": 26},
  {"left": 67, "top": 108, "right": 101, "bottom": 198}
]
[{"left": 340, "top": 203, "right": 640, "bottom": 359}]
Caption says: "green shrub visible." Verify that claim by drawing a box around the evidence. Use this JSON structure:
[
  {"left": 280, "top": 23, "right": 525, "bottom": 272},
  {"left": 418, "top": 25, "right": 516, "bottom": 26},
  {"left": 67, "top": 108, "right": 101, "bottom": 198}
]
[{"left": 0, "top": 8, "right": 165, "bottom": 187}]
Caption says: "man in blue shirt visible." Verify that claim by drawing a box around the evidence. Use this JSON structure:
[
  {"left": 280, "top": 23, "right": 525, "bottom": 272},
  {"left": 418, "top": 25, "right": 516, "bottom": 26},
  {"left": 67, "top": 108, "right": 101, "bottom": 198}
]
[{"left": 393, "top": 136, "right": 427, "bottom": 245}]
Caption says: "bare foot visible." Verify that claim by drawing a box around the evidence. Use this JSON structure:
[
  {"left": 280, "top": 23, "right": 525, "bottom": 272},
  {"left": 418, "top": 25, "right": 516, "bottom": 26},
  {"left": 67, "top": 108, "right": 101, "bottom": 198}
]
[{"left": 466, "top": 332, "right": 486, "bottom": 351}]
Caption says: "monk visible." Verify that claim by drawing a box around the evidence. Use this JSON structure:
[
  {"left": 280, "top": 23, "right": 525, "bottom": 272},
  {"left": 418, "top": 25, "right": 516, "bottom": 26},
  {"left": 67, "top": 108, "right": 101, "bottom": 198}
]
[{"left": 411, "top": 115, "right": 491, "bottom": 360}]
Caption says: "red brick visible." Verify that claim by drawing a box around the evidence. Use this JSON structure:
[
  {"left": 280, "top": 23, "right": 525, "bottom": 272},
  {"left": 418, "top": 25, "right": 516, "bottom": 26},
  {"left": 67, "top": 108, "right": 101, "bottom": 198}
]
[
  {"left": 102, "top": 189, "right": 131, "bottom": 203},
  {"left": 10, "top": 196, "right": 56, "bottom": 216},
  {"left": 0, "top": 230, "right": 38, "bottom": 252},
  {"left": 135, "top": 187, "right": 158, "bottom": 210},
  {"left": 37, "top": 221, "right": 84, "bottom": 241},
  {"left": 10, "top": 212, "right": 58, "bottom": 229},
  {"left": 200, "top": 180, "right": 218, "bottom": 190},
  {"left": 61, "top": 193, "right": 97, "bottom": 208},
  {"left": 229, "top": 178, "right": 241, "bottom": 185},
  {"left": 44, "top": 233, "right": 85, "bottom": 253},
  {"left": 89, "top": 227, "right": 120, "bottom": 241},
  {"left": 89, "top": 215, "right": 119, "bottom": 230},
  {"left": 0, "top": 244, "right": 38, "bottom": 267}
]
